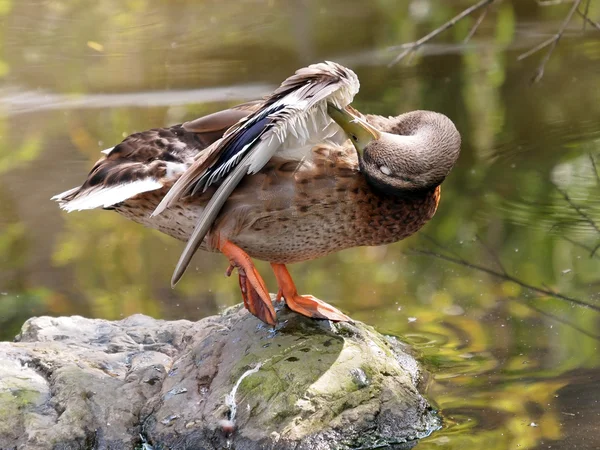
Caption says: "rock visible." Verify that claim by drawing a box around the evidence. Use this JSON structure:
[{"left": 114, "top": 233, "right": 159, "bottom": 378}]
[{"left": 0, "top": 300, "right": 439, "bottom": 449}]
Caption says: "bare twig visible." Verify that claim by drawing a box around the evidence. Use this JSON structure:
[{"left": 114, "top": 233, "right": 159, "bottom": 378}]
[
  {"left": 410, "top": 249, "right": 600, "bottom": 312},
  {"left": 581, "top": 0, "right": 591, "bottom": 32},
  {"left": 475, "top": 234, "right": 508, "bottom": 275},
  {"left": 587, "top": 154, "right": 600, "bottom": 257},
  {"left": 539, "top": 0, "right": 600, "bottom": 30},
  {"left": 389, "top": 0, "right": 495, "bottom": 66},
  {"left": 519, "top": 0, "right": 583, "bottom": 82},
  {"left": 526, "top": 302, "right": 600, "bottom": 341},
  {"left": 542, "top": 282, "right": 558, "bottom": 295},
  {"left": 555, "top": 186, "right": 600, "bottom": 234},
  {"left": 422, "top": 234, "right": 467, "bottom": 262},
  {"left": 537, "top": 0, "right": 576, "bottom": 5},
  {"left": 517, "top": 36, "right": 558, "bottom": 61},
  {"left": 577, "top": 8, "right": 600, "bottom": 30},
  {"left": 391, "top": 0, "right": 597, "bottom": 81},
  {"left": 554, "top": 185, "right": 600, "bottom": 257},
  {"left": 590, "top": 153, "right": 600, "bottom": 185},
  {"left": 562, "top": 236, "right": 600, "bottom": 260},
  {"left": 464, "top": 3, "right": 492, "bottom": 43}
]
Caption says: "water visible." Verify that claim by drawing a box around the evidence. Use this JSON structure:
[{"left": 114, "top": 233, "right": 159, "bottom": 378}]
[{"left": 1, "top": 1, "right": 599, "bottom": 448}]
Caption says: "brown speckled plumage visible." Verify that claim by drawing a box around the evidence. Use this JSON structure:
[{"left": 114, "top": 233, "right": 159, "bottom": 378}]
[
  {"left": 109, "top": 125, "right": 441, "bottom": 265},
  {"left": 87, "top": 126, "right": 198, "bottom": 189}
]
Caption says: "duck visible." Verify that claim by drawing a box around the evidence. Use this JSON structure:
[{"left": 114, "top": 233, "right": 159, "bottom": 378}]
[{"left": 53, "top": 61, "right": 461, "bottom": 326}]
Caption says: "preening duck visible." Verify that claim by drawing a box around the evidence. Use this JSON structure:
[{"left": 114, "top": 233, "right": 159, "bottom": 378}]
[{"left": 53, "top": 61, "right": 461, "bottom": 326}]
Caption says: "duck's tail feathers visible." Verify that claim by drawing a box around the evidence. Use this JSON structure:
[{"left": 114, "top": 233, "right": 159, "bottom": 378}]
[{"left": 52, "top": 179, "right": 163, "bottom": 212}]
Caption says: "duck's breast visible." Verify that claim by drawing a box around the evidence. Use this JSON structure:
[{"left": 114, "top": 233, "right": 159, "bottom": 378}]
[{"left": 218, "top": 144, "right": 441, "bottom": 263}]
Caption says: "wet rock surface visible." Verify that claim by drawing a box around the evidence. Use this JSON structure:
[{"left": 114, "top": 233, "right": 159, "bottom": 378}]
[{"left": 0, "top": 300, "right": 439, "bottom": 449}]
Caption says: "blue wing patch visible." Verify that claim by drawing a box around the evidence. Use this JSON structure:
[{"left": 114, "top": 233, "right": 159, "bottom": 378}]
[{"left": 191, "top": 103, "right": 284, "bottom": 195}]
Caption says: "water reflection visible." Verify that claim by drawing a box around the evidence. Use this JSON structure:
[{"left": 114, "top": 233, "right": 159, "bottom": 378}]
[{"left": 1, "top": 1, "right": 600, "bottom": 449}]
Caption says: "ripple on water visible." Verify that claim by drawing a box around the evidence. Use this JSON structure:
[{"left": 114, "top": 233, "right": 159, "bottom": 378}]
[{"left": 486, "top": 150, "right": 600, "bottom": 237}]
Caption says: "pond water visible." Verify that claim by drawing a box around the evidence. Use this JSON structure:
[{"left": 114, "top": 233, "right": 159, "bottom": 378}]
[{"left": 1, "top": 1, "right": 599, "bottom": 448}]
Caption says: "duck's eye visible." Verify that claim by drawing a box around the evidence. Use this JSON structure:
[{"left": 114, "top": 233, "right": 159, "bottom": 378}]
[
  {"left": 351, "top": 134, "right": 358, "bottom": 142},
  {"left": 380, "top": 165, "right": 392, "bottom": 176}
]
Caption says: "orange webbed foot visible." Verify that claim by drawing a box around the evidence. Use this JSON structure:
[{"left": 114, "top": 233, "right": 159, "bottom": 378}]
[
  {"left": 221, "top": 240, "right": 276, "bottom": 326},
  {"left": 270, "top": 263, "right": 352, "bottom": 322}
]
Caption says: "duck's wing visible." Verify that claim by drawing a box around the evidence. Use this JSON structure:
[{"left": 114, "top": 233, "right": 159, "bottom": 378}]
[
  {"left": 156, "top": 61, "right": 360, "bottom": 286},
  {"left": 183, "top": 100, "right": 263, "bottom": 146},
  {"left": 158, "top": 62, "right": 358, "bottom": 206},
  {"left": 52, "top": 103, "right": 259, "bottom": 212}
]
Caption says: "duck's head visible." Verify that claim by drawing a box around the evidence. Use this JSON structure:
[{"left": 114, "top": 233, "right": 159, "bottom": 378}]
[{"left": 328, "top": 104, "right": 461, "bottom": 195}]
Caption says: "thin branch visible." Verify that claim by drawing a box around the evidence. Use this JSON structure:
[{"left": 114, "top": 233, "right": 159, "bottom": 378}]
[
  {"left": 562, "top": 236, "right": 600, "bottom": 260},
  {"left": 590, "top": 242, "right": 600, "bottom": 258},
  {"left": 542, "top": 282, "right": 558, "bottom": 295},
  {"left": 421, "top": 233, "right": 468, "bottom": 263},
  {"left": 389, "top": 0, "right": 495, "bottom": 66},
  {"left": 581, "top": 0, "right": 591, "bottom": 32},
  {"left": 526, "top": 302, "right": 600, "bottom": 341},
  {"left": 553, "top": 185, "right": 600, "bottom": 257},
  {"left": 537, "top": 0, "right": 576, "bottom": 5},
  {"left": 577, "top": 8, "right": 600, "bottom": 30},
  {"left": 589, "top": 154, "right": 600, "bottom": 258},
  {"left": 519, "top": 0, "right": 583, "bottom": 82},
  {"left": 517, "top": 36, "right": 558, "bottom": 61},
  {"left": 543, "top": 0, "right": 600, "bottom": 30},
  {"left": 406, "top": 49, "right": 418, "bottom": 66},
  {"left": 390, "top": 0, "right": 597, "bottom": 81},
  {"left": 464, "top": 4, "right": 491, "bottom": 43},
  {"left": 410, "top": 249, "right": 600, "bottom": 313},
  {"left": 476, "top": 234, "right": 507, "bottom": 275},
  {"left": 590, "top": 153, "right": 600, "bottom": 185},
  {"left": 555, "top": 186, "right": 600, "bottom": 234}
]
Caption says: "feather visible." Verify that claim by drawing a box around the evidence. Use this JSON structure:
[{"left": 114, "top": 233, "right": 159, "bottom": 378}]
[
  {"left": 183, "top": 103, "right": 259, "bottom": 133},
  {"left": 150, "top": 140, "right": 223, "bottom": 217},
  {"left": 53, "top": 117, "right": 249, "bottom": 216},
  {"left": 53, "top": 179, "right": 163, "bottom": 211},
  {"left": 170, "top": 152, "right": 253, "bottom": 286},
  {"left": 51, "top": 186, "right": 79, "bottom": 202},
  {"left": 158, "top": 61, "right": 360, "bottom": 284},
  {"left": 155, "top": 61, "right": 359, "bottom": 214}
]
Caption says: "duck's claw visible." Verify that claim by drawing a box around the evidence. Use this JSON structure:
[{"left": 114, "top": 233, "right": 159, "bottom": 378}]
[
  {"left": 275, "top": 287, "right": 284, "bottom": 303},
  {"left": 221, "top": 239, "right": 276, "bottom": 326},
  {"left": 270, "top": 263, "right": 352, "bottom": 322}
]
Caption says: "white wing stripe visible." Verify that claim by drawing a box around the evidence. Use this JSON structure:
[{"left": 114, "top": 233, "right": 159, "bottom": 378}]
[{"left": 53, "top": 179, "right": 163, "bottom": 212}]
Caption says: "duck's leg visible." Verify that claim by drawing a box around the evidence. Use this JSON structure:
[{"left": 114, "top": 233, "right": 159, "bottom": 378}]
[
  {"left": 270, "top": 263, "right": 351, "bottom": 322},
  {"left": 220, "top": 239, "right": 276, "bottom": 326}
]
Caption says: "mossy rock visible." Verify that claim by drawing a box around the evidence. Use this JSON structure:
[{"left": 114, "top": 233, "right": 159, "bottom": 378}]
[{"left": 0, "top": 298, "right": 438, "bottom": 449}]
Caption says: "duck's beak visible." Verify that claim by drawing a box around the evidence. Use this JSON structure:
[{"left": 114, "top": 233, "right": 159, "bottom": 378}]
[{"left": 327, "top": 103, "right": 381, "bottom": 154}]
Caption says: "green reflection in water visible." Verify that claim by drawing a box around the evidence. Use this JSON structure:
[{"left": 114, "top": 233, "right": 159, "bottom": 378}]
[{"left": 1, "top": 1, "right": 599, "bottom": 449}]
